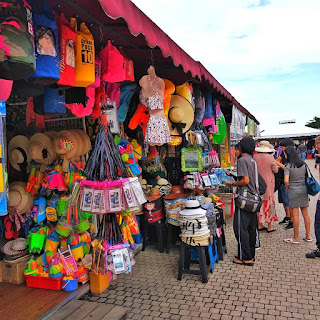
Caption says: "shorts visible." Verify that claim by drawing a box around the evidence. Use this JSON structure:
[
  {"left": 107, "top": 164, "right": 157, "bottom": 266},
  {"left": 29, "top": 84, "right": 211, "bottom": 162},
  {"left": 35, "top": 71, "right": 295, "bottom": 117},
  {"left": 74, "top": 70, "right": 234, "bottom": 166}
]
[{"left": 278, "top": 184, "right": 289, "bottom": 207}]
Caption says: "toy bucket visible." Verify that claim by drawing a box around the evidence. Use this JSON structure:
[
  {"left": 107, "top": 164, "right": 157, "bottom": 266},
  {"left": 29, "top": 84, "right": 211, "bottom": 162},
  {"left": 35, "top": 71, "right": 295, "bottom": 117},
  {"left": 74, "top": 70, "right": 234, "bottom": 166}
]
[
  {"left": 74, "top": 220, "right": 90, "bottom": 234},
  {"left": 56, "top": 220, "right": 73, "bottom": 237},
  {"left": 45, "top": 237, "right": 60, "bottom": 252},
  {"left": 90, "top": 272, "right": 109, "bottom": 294},
  {"left": 29, "top": 233, "right": 46, "bottom": 254},
  {"left": 60, "top": 238, "right": 67, "bottom": 248},
  {"left": 83, "top": 243, "right": 90, "bottom": 255},
  {"left": 71, "top": 243, "right": 84, "bottom": 261},
  {"left": 62, "top": 277, "right": 78, "bottom": 292}
]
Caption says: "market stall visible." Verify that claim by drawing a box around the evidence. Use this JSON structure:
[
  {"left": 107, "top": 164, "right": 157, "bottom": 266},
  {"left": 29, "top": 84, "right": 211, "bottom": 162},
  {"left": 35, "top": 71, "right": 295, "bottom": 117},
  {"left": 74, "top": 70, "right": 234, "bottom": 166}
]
[{"left": 0, "top": 0, "right": 259, "bottom": 312}]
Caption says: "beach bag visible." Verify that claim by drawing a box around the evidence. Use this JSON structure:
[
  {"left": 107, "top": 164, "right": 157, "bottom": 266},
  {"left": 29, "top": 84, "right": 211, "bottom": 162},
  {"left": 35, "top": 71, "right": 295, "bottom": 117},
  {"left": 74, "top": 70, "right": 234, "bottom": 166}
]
[
  {"left": 34, "top": 87, "right": 65, "bottom": 114},
  {"left": 100, "top": 40, "right": 125, "bottom": 83},
  {"left": 119, "top": 47, "right": 134, "bottom": 82},
  {"left": 0, "top": 78, "right": 13, "bottom": 100},
  {"left": 235, "top": 161, "right": 262, "bottom": 213},
  {"left": 55, "top": 12, "right": 75, "bottom": 87},
  {"left": 70, "top": 18, "right": 95, "bottom": 87},
  {"left": 0, "top": 0, "right": 35, "bottom": 80},
  {"left": 88, "top": 56, "right": 101, "bottom": 88},
  {"left": 28, "top": 0, "right": 60, "bottom": 84},
  {"left": 305, "top": 164, "right": 320, "bottom": 196}
]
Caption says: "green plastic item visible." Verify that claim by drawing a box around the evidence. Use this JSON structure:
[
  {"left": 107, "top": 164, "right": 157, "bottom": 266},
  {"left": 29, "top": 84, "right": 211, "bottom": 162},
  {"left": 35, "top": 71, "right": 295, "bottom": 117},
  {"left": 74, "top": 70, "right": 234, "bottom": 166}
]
[
  {"left": 212, "top": 112, "right": 227, "bottom": 145},
  {"left": 28, "top": 227, "right": 48, "bottom": 254}
]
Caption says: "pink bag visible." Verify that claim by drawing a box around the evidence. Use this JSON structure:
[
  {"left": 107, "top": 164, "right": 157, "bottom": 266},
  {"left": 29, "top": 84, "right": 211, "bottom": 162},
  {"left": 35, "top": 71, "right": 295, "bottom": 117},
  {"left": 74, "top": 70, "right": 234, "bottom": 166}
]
[
  {"left": 88, "top": 56, "right": 101, "bottom": 88},
  {"left": 0, "top": 78, "right": 13, "bottom": 101},
  {"left": 100, "top": 41, "right": 125, "bottom": 83}
]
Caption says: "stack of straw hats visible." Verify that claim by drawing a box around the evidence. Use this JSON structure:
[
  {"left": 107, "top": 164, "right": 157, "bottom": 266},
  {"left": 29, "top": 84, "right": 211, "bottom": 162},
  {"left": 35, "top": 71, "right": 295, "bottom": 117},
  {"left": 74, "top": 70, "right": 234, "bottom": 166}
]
[{"left": 179, "top": 200, "right": 211, "bottom": 246}]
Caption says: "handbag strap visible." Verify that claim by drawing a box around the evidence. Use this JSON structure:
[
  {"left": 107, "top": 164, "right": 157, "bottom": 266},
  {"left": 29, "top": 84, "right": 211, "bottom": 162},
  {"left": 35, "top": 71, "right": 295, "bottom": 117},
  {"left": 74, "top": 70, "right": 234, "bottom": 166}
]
[
  {"left": 305, "top": 163, "right": 314, "bottom": 179},
  {"left": 254, "top": 161, "right": 260, "bottom": 194}
]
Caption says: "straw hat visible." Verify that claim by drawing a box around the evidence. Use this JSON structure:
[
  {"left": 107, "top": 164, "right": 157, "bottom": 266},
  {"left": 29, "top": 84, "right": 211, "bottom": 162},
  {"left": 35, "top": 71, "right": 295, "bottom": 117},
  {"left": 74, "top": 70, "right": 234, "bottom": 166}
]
[
  {"left": 8, "top": 182, "right": 34, "bottom": 214},
  {"left": 255, "top": 140, "right": 275, "bottom": 153},
  {"left": 167, "top": 95, "right": 194, "bottom": 135},
  {"left": 163, "top": 185, "right": 191, "bottom": 200},
  {"left": 180, "top": 199, "right": 207, "bottom": 219},
  {"left": 52, "top": 130, "right": 78, "bottom": 159},
  {"left": 28, "top": 133, "right": 56, "bottom": 167},
  {"left": 3, "top": 238, "right": 28, "bottom": 256},
  {"left": 74, "top": 129, "right": 91, "bottom": 155},
  {"left": 146, "top": 187, "right": 162, "bottom": 201},
  {"left": 8, "top": 135, "right": 30, "bottom": 172}
]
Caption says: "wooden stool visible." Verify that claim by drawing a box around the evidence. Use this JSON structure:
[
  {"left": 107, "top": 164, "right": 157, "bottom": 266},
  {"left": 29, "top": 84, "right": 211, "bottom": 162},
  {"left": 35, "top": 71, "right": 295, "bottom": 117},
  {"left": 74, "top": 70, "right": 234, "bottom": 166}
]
[
  {"left": 178, "top": 241, "right": 212, "bottom": 283},
  {"left": 141, "top": 218, "right": 164, "bottom": 253}
]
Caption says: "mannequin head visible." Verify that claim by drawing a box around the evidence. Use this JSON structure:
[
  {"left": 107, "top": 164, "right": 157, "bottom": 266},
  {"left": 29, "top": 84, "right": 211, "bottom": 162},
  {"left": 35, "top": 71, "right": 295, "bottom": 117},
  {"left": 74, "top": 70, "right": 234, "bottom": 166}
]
[{"left": 147, "top": 65, "right": 155, "bottom": 75}]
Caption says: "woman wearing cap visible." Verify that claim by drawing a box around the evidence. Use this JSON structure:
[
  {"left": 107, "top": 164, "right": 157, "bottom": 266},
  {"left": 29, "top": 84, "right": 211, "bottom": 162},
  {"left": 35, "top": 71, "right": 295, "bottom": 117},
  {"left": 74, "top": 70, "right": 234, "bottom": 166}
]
[
  {"left": 283, "top": 146, "right": 311, "bottom": 244},
  {"left": 253, "top": 141, "right": 278, "bottom": 232}
]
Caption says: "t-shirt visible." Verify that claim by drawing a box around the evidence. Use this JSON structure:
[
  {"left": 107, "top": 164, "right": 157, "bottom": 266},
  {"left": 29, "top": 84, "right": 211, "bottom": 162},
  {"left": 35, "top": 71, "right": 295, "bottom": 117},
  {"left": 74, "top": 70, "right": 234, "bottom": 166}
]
[
  {"left": 315, "top": 150, "right": 320, "bottom": 164},
  {"left": 284, "top": 164, "right": 307, "bottom": 193},
  {"left": 298, "top": 145, "right": 307, "bottom": 153},
  {"left": 237, "top": 155, "right": 258, "bottom": 195}
]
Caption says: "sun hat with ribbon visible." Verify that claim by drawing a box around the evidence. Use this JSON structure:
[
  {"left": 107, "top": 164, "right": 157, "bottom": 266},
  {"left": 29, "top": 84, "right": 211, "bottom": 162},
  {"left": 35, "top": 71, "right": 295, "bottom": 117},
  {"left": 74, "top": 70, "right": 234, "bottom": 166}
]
[
  {"left": 255, "top": 140, "right": 275, "bottom": 153},
  {"left": 8, "top": 182, "right": 34, "bottom": 214},
  {"left": 163, "top": 185, "right": 191, "bottom": 200},
  {"left": 146, "top": 187, "right": 162, "bottom": 201},
  {"left": 28, "top": 133, "right": 57, "bottom": 170},
  {"left": 8, "top": 135, "right": 30, "bottom": 174},
  {"left": 167, "top": 95, "right": 194, "bottom": 136}
]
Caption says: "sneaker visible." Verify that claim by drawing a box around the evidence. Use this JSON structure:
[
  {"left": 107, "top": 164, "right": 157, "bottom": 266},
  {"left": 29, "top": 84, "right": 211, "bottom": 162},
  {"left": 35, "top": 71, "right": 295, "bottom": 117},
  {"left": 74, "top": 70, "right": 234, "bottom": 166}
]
[
  {"left": 279, "top": 217, "right": 290, "bottom": 224},
  {"left": 285, "top": 221, "right": 293, "bottom": 230},
  {"left": 306, "top": 249, "right": 320, "bottom": 259}
]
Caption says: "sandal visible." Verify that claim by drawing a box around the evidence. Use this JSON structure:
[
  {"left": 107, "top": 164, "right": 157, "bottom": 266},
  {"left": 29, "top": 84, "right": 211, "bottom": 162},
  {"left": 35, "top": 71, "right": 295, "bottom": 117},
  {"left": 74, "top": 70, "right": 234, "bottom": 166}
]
[
  {"left": 267, "top": 228, "right": 276, "bottom": 233},
  {"left": 303, "top": 237, "right": 313, "bottom": 242},
  {"left": 4, "top": 216, "right": 13, "bottom": 239},
  {"left": 258, "top": 227, "right": 267, "bottom": 231},
  {"left": 283, "top": 238, "right": 300, "bottom": 244},
  {"left": 233, "top": 258, "right": 254, "bottom": 266}
]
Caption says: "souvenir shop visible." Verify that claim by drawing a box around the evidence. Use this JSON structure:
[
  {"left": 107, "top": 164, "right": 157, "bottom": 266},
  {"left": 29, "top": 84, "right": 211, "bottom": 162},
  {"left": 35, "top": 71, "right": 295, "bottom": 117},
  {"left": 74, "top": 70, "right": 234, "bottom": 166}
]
[{"left": 0, "top": 0, "right": 259, "bottom": 315}]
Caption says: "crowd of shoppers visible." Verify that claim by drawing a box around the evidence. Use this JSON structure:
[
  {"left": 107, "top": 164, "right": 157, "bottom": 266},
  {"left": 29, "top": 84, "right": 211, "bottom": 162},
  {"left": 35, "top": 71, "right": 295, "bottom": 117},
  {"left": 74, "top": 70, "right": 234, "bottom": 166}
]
[{"left": 228, "top": 135, "right": 320, "bottom": 266}]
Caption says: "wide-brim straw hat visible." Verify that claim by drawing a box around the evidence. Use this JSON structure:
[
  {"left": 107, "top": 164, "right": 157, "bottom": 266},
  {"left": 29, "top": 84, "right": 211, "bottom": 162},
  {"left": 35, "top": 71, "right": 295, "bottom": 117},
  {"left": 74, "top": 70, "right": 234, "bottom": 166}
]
[
  {"left": 167, "top": 95, "right": 194, "bottom": 135},
  {"left": 255, "top": 140, "right": 275, "bottom": 153},
  {"left": 74, "top": 129, "right": 91, "bottom": 155},
  {"left": 180, "top": 233, "right": 212, "bottom": 246},
  {"left": 146, "top": 187, "right": 162, "bottom": 201},
  {"left": 3, "top": 238, "right": 27, "bottom": 256},
  {"left": 28, "top": 133, "right": 56, "bottom": 165},
  {"left": 163, "top": 185, "right": 191, "bottom": 200},
  {"left": 52, "top": 130, "right": 78, "bottom": 160},
  {"left": 8, "top": 135, "right": 30, "bottom": 172},
  {"left": 8, "top": 182, "right": 34, "bottom": 213}
]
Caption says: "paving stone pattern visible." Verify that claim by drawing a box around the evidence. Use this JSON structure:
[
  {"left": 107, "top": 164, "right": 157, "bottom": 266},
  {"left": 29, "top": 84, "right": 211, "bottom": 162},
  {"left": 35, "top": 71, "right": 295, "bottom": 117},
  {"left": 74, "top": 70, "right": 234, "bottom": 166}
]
[{"left": 83, "top": 160, "right": 320, "bottom": 319}]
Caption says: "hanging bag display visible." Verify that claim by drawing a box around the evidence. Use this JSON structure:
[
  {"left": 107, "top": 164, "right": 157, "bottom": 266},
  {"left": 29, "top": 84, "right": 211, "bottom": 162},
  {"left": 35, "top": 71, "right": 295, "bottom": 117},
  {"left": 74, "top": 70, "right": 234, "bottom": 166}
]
[
  {"left": 27, "top": 0, "right": 60, "bottom": 84},
  {"left": 34, "top": 86, "right": 66, "bottom": 114},
  {"left": 100, "top": 40, "right": 125, "bottom": 83},
  {"left": 55, "top": 12, "right": 76, "bottom": 87},
  {"left": 70, "top": 17, "right": 95, "bottom": 87},
  {"left": 0, "top": 0, "right": 36, "bottom": 80}
]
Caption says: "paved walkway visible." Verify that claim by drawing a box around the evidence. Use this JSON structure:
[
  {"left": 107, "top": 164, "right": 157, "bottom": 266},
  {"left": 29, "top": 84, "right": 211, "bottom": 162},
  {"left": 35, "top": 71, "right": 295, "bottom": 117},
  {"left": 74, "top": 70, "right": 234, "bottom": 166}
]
[{"left": 83, "top": 160, "right": 320, "bottom": 320}]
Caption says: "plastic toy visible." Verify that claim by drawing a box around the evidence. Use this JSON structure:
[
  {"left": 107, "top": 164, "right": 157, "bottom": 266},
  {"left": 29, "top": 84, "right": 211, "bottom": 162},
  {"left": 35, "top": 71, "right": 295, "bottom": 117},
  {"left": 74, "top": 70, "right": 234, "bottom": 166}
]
[
  {"left": 62, "top": 276, "right": 78, "bottom": 291},
  {"left": 58, "top": 245, "right": 78, "bottom": 275},
  {"left": 46, "top": 166, "right": 68, "bottom": 191},
  {"left": 80, "top": 231, "right": 91, "bottom": 255},
  {"left": 73, "top": 207, "right": 90, "bottom": 234},
  {"left": 56, "top": 196, "right": 69, "bottom": 216},
  {"left": 41, "top": 251, "right": 55, "bottom": 266},
  {"left": 44, "top": 229, "right": 60, "bottom": 252},
  {"left": 49, "top": 255, "right": 65, "bottom": 278},
  {"left": 25, "top": 168, "right": 42, "bottom": 195},
  {"left": 24, "top": 259, "right": 39, "bottom": 276},
  {"left": 46, "top": 207, "right": 58, "bottom": 222},
  {"left": 77, "top": 264, "right": 89, "bottom": 284},
  {"left": 115, "top": 137, "right": 142, "bottom": 176},
  {"left": 33, "top": 197, "right": 46, "bottom": 224},
  {"left": 27, "top": 226, "right": 48, "bottom": 254},
  {"left": 56, "top": 209, "right": 73, "bottom": 237}
]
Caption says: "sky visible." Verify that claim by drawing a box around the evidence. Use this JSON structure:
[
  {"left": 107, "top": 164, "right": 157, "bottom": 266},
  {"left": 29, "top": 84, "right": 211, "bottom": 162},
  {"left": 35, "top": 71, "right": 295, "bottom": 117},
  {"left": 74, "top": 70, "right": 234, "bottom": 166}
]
[{"left": 131, "top": 0, "right": 320, "bottom": 136}]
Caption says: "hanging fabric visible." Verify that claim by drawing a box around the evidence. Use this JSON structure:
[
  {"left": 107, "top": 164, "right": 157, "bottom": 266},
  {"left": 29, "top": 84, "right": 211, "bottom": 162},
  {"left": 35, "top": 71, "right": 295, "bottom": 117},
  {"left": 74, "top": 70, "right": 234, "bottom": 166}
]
[
  {"left": 27, "top": 0, "right": 60, "bottom": 85},
  {"left": 70, "top": 18, "right": 95, "bottom": 87},
  {"left": 0, "top": 0, "right": 36, "bottom": 80},
  {"left": 88, "top": 56, "right": 101, "bottom": 88},
  {"left": 55, "top": 12, "right": 76, "bottom": 87}
]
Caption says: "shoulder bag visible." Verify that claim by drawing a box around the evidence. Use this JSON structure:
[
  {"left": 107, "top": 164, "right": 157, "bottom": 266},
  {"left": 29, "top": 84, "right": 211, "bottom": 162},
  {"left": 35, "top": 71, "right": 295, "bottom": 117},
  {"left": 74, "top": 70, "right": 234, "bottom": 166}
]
[
  {"left": 235, "top": 161, "right": 262, "bottom": 213},
  {"left": 305, "top": 164, "right": 320, "bottom": 196}
]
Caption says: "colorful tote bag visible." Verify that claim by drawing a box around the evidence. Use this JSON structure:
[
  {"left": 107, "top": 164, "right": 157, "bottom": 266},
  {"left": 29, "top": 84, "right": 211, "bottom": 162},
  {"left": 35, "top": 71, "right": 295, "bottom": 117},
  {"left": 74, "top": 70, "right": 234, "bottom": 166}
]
[
  {"left": 28, "top": 0, "right": 60, "bottom": 84},
  {"left": 70, "top": 18, "right": 95, "bottom": 87},
  {"left": 55, "top": 12, "right": 75, "bottom": 87},
  {"left": 0, "top": 0, "right": 36, "bottom": 80},
  {"left": 100, "top": 40, "right": 125, "bottom": 83}
]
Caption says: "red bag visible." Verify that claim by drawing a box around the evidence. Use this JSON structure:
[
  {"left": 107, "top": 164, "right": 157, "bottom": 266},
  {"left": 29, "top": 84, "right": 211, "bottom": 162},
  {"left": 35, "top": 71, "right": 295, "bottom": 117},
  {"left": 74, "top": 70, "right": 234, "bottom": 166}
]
[
  {"left": 0, "top": 79, "right": 12, "bottom": 101},
  {"left": 55, "top": 12, "right": 76, "bottom": 87},
  {"left": 119, "top": 48, "right": 134, "bottom": 82},
  {"left": 88, "top": 56, "right": 101, "bottom": 88},
  {"left": 100, "top": 41, "right": 125, "bottom": 83}
]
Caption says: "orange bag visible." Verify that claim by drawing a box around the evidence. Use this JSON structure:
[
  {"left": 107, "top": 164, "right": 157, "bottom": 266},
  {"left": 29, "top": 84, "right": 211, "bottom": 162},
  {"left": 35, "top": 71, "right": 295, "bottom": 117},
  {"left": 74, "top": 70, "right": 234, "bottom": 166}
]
[{"left": 70, "top": 18, "right": 95, "bottom": 87}]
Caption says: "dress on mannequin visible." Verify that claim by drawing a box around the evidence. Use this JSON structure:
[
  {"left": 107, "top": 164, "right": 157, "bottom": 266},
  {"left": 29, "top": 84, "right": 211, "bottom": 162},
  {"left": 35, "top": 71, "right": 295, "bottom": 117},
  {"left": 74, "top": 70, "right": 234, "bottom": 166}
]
[{"left": 139, "top": 66, "right": 171, "bottom": 146}]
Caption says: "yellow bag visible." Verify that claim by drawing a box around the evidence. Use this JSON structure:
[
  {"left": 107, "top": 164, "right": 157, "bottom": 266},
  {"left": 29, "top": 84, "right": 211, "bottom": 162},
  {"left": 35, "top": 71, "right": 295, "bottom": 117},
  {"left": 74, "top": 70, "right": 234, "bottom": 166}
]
[{"left": 70, "top": 18, "right": 95, "bottom": 87}]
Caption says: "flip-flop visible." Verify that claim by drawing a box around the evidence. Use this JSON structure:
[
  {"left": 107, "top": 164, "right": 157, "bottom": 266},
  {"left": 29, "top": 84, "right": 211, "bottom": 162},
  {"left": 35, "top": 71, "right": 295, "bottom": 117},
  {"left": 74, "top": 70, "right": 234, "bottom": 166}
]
[
  {"left": 258, "top": 227, "right": 267, "bottom": 231},
  {"left": 235, "top": 256, "right": 255, "bottom": 262},
  {"left": 303, "top": 237, "right": 313, "bottom": 242},
  {"left": 283, "top": 238, "right": 300, "bottom": 244},
  {"left": 4, "top": 216, "right": 13, "bottom": 239},
  {"left": 267, "top": 229, "right": 276, "bottom": 233},
  {"left": 233, "top": 258, "right": 254, "bottom": 266}
]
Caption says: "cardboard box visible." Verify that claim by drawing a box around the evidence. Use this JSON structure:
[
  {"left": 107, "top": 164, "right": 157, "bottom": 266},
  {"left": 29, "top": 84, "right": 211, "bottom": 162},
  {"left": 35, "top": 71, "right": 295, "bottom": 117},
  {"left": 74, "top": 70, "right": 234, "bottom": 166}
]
[{"left": 0, "top": 257, "right": 29, "bottom": 284}]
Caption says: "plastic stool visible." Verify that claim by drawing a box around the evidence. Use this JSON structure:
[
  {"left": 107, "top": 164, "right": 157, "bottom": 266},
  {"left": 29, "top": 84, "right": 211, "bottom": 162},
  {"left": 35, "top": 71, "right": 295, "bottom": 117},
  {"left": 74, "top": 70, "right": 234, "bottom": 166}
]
[
  {"left": 178, "top": 242, "right": 211, "bottom": 283},
  {"left": 166, "top": 223, "right": 180, "bottom": 253},
  {"left": 141, "top": 218, "right": 164, "bottom": 253}
]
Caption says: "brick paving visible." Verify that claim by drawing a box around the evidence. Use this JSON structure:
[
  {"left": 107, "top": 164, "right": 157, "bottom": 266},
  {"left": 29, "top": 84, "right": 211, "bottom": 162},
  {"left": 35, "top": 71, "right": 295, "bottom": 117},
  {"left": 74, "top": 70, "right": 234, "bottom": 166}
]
[{"left": 83, "top": 160, "right": 320, "bottom": 319}]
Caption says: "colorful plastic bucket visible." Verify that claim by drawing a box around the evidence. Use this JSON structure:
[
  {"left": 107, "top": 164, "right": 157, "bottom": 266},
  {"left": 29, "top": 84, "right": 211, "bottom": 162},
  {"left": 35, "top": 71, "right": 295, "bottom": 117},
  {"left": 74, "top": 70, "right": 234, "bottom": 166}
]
[
  {"left": 62, "top": 277, "right": 78, "bottom": 292},
  {"left": 71, "top": 243, "right": 84, "bottom": 261},
  {"left": 56, "top": 220, "right": 72, "bottom": 237},
  {"left": 45, "top": 237, "right": 60, "bottom": 252},
  {"left": 74, "top": 220, "right": 90, "bottom": 234}
]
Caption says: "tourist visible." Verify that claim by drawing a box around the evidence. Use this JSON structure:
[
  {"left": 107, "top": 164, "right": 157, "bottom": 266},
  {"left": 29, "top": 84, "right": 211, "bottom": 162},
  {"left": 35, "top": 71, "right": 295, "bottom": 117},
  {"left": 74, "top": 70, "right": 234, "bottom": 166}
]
[
  {"left": 225, "top": 137, "right": 258, "bottom": 266},
  {"left": 254, "top": 141, "right": 278, "bottom": 232},
  {"left": 306, "top": 135, "right": 320, "bottom": 258},
  {"left": 298, "top": 142, "right": 307, "bottom": 161},
  {"left": 283, "top": 146, "right": 311, "bottom": 244},
  {"left": 276, "top": 138, "right": 295, "bottom": 228},
  {"left": 314, "top": 148, "right": 320, "bottom": 170}
]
